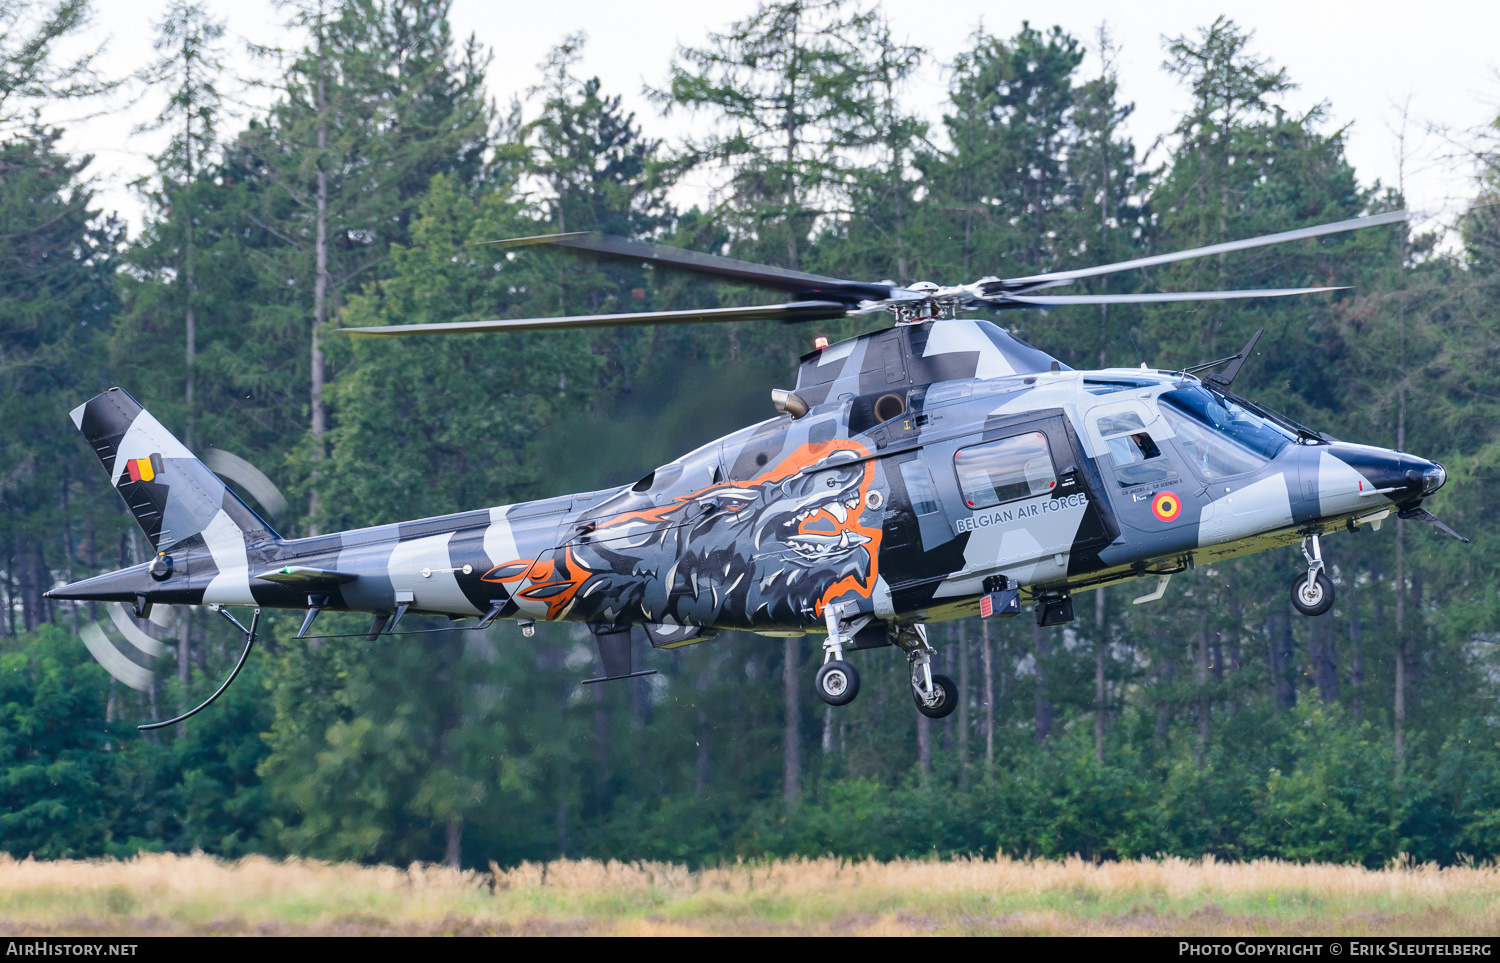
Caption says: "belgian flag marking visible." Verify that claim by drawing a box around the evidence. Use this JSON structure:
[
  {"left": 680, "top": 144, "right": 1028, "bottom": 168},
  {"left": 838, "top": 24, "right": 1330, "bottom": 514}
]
[
  {"left": 121, "top": 453, "right": 164, "bottom": 485},
  {"left": 1151, "top": 490, "right": 1182, "bottom": 523}
]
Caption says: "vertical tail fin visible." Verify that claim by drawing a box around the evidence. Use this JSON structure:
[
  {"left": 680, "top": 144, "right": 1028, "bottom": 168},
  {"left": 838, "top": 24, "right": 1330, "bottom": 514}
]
[{"left": 71, "top": 388, "right": 281, "bottom": 550}]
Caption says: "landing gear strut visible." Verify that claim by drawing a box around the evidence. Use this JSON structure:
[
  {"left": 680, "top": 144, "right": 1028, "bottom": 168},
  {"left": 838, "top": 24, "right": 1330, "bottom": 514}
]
[
  {"left": 1291, "top": 533, "right": 1335, "bottom": 617},
  {"left": 891, "top": 622, "right": 957, "bottom": 719},
  {"left": 814, "top": 602, "right": 868, "bottom": 706}
]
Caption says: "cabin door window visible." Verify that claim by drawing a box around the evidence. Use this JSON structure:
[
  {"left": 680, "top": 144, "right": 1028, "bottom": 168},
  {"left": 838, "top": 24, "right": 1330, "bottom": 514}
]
[{"left": 952, "top": 431, "right": 1057, "bottom": 510}]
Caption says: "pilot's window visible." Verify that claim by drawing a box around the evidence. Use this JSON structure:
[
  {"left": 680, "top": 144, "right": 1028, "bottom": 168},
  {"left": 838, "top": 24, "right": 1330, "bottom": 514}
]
[
  {"left": 953, "top": 432, "right": 1056, "bottom": 509},
  {"left": 1160, "top": 387, "right": 1294, "bottom": 478},
  {"left": 899, "top": 460, "right": 940, "bottom": 515},
  {"left": 1095, "top": 409, "right": 1174, "bottom": 488}
]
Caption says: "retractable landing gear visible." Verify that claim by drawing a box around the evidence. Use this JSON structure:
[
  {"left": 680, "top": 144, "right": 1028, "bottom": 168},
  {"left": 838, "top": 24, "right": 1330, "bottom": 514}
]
[
  {"left": 891, "top": 622, "right": 957, "bottom": 719},
  {"left": 1291, "top": 532, "right": 1335, "bottom": 617},
  {"left": 814, "top": 602, "right": 868, "bottom": 706}
]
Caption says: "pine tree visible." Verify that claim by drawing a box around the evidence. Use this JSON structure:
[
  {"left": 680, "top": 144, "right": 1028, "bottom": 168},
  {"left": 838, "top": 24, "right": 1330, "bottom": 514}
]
[
  {"left": 0, "top": 130, "right": 122, "bottom": 636},
  {"left": 132, "top": 0, "right": 226, "bottom": 449},
  {"left": 0, "top": 0, "right": 115, "bottom": 131},
  {"left": 651, "top": 0, "right": 884, "bottom": 274},
  {"left": 234, "top": 0, "right": 492, "bottom": 532}
]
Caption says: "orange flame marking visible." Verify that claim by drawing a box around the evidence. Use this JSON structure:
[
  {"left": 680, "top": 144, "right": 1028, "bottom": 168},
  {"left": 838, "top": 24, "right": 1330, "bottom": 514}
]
[{"left": 478, "top": 440, "right": 883, "bottom": 622}]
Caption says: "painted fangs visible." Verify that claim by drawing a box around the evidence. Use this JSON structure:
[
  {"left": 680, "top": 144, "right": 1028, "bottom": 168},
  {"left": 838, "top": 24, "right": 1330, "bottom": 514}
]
[
  {"left": 786, "top": 529, "right": 871, "bottom": 560},
  {"left": 827, "top": 501, "right": 848, "bottom": 523}
]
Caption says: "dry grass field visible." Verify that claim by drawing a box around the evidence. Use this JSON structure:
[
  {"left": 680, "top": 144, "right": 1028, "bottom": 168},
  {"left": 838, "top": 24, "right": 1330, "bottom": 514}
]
[{"left": 0, "top": 852, "right": 1496, "bottom": 936}]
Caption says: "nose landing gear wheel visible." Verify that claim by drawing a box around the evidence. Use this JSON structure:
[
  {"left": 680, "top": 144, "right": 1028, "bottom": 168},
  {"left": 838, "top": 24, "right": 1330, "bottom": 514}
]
[
  {"left": 1291, "top": 570, "right": 1335, "bottom": 616},
  {"left": 913, "top": 672, "right": 958, "bottom": 719},
  {"left": 815, "top": 659, "right": 860, "bottom": 706}
]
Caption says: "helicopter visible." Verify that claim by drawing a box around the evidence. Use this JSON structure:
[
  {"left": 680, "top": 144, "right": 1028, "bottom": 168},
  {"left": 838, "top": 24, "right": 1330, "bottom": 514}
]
[{"left": 47, "top": 208, "right": 1465, "bottom": 728}]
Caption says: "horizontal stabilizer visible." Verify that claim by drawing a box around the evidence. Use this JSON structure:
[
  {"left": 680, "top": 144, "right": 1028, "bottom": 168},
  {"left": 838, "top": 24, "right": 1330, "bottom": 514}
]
[
  {"left": 643, "top": 623, "right": 717, "bottom": 649},
  {"left": 253, "top": 566, "right": 359, "bottom": 585}
]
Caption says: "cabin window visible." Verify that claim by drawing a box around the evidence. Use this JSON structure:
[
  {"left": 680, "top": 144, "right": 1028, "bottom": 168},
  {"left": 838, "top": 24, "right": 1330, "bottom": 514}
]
[
  {"left": 899, "top": 460, "right": 941, "bottom": 515},
  {"left": 1094, "top": 409, "right": 1175, "bottom": 488},
  {"left": 953, "top": 432, "right": 1056, "bottom": 509},
  {"left": 1159, "top": 387, "right": 1294, "bottom": 478}
]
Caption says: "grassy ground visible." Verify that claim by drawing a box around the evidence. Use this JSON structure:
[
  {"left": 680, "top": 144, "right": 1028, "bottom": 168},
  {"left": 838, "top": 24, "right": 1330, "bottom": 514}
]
[{"left": 0, "top": 853, "right": 1496, "bottom": 935}]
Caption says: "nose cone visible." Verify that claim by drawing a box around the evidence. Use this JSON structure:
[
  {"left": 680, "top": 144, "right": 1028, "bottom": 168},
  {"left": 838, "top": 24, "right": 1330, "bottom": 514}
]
[
  {"left": 1422, "top": 462, "right": 1447, "bottom": 495},
  {"left": 1330, "top": 443, "right": 1446, "bottom": 507}
]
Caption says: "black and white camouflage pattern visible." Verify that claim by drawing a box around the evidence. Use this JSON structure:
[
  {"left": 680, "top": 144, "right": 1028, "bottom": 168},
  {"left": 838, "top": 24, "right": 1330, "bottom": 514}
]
[{"left": 51, "top": 321, "right": 1435, "bottom": 639}]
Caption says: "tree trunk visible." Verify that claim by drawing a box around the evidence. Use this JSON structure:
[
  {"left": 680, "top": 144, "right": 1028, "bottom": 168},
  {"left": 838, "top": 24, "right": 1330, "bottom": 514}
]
[
  {"left": 1154, "top": 653, "right": 1174, "bottom": 748},
  {"left": 2, "top": 517, "right": 13, "bottom": 637},
  {"left": 1033, "top": 624, "right": 1052, "bottom": 743},
  {"left": 631, "top": 644, "right": 649, "bottom": 726},
  {"left": 956, "top": 622, "right": 969, "bottom": 789},
  {"left": 59, "top": 478, "right": 78, "bottom": 636},
  {"left": 917, "top": 711, "right": 930, "bottom": 783},
  {"left": 782, "top": 636, "right": 800, "bottom": 806},
  {"left": 1407, "top": 567, "right": 1424, "bottom": 716},
  {"left": 1094, "top": 588, "right": 1107, "bottom": 762},
  {"left": 1313, "top": 609, "right": 1339, "bottom": 703},
  {"left": 1269, "top": 605, "right": 1297, "bottom": 710},
  {"left": 781, "top": 17, "right": 800, "bottom": 272},
  {"left": 1196, "top": 613, "right": 1210, "bottom": 751},
  {"left": 1350, "top": 593, "right": 1364, "bottom": 719},
  {"left": 695, "top": 663, "right": 710, "bottom": 797},
  {"left": 16, "top": 532, "right": 47, "bottom": 632},
  {"left": 1394, "top": 518, "right": 1406, "bottom": 773},
  {"left": 592, "top": 700, "right": 609, "bottom": 809},
  {"left": 182, "top": 21, "right": 197, "bottom": 449},
  {"left": 982, "top": 616, "right": 994, "bottom": 775},
  {"left": 444, "top": 816, "right": 463, "bottom": 869},
  {"left": 308, "top": 72, "right": 329, "bottom": 533}
]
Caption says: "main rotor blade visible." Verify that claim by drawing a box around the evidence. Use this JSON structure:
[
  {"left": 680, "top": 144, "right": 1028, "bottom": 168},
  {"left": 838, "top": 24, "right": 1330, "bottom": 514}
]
[
  {"left": 336, "top": 301, "right": 852, "bottom": 337},
  {"left": 997, "top": 287, "right": 1346, "bottom": 307},
  {"left": 1003, "top": 210, "right": 1407, "bottom": 289},
  {"left": 481, "top": 232, "right": 893, "bottom": 301}
]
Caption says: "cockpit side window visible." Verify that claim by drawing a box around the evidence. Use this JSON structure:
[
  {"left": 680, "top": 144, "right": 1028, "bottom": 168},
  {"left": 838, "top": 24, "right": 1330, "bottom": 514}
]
[
  {"left": 1159, "top": 386, "right": 1294, "bottom": 479},
  {"left": 953, "top": 432, "right": 1056, "bottom": 509},
  {"left": 1094, "top": 409, "right": 1175, "bottom": 489}
]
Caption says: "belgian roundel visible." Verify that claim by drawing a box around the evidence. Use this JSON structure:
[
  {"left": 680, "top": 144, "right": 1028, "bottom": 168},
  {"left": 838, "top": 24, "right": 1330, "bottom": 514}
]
[{"left": 1151, "top": 490, "right": 1182, "bottom": 523}]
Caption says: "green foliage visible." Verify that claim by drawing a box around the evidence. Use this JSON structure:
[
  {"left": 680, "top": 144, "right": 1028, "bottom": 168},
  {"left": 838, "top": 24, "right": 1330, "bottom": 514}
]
[{"left": 0, "top": 625, "right": 118, "bottom": 858}]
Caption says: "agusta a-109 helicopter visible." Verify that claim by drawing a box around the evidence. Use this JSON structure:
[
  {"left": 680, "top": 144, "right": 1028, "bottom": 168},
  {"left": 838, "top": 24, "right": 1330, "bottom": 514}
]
[{"left": 49, "top": 209, "right": 1466, "bottom": 728}]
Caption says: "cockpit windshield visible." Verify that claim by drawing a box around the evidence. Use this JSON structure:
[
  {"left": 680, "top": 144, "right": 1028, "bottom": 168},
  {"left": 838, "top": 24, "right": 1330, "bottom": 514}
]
[{"left": 1159, "top": 386, "right": 1295, "bottom": 478}]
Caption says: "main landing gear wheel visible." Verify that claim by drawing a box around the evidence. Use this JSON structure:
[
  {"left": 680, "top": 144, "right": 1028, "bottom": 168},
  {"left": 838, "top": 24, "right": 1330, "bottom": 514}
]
[
  {"left": 1291, "top": 570, "right": 1335, "bottom": 617},
  {"left": 815, "top": 660, "right": 860, "bottom": 706},
  {"left": 913, "top": 673, "right": 958, "bottom": 719}
]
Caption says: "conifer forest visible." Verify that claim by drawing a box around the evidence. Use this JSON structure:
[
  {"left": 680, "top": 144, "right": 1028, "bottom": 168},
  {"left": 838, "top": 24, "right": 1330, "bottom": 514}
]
[{"left": 4, "top": 0, "right": 1500, "bottom": 872}]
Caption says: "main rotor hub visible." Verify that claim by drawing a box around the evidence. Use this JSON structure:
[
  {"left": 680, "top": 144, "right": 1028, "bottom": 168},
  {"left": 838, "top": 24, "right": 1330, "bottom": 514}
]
[{"left": 890, "top": 293, "right": 957, "bottom": 325}]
